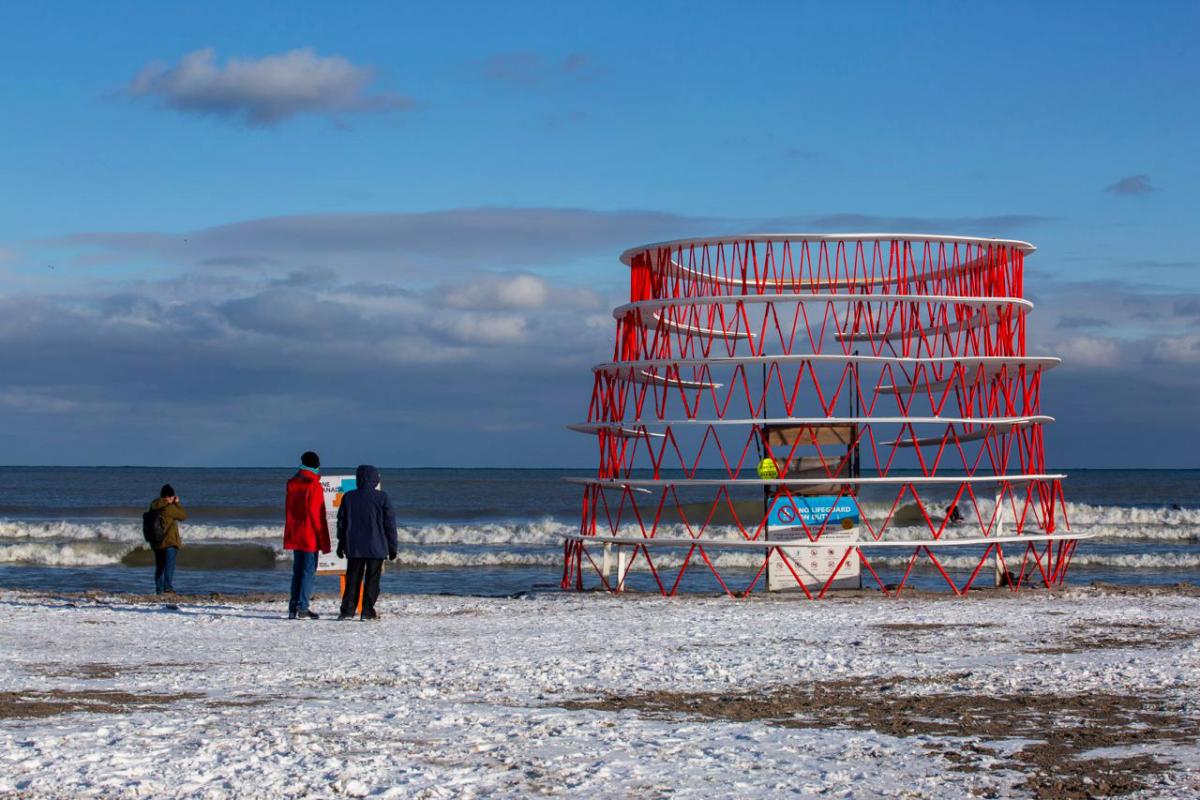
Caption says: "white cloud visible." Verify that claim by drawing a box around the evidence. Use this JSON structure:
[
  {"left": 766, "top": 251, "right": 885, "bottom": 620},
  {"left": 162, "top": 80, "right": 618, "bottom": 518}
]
[
  {"left": 480, "top": 51, "right": 596, "bottom": 84},
  {"left": 1106, "top": 174, "right": 1156, "bottom": 196},
  {"left": 1152, "top": 334, "right": 1200, "bottom": 365},
  {"left": 1057, "top": 335, "right": 1121, "bottom": 369},
  {"left": 494, "top": 274, "right": 550, "bottom": 308},
  {"left": 0, "top": 388, "right": 86, "bottom": 414},
  {"left": 444, "top": 274, "right": 550, "bottom": 310},
  {"left": 437, "top": 313, "right": 529, "bottom": 346},
  {"left": 128, "top": 47, "right": 412, "bottom": 126}
]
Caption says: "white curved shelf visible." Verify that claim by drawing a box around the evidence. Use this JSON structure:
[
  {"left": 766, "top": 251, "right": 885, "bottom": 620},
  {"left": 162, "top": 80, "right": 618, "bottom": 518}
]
[
  {"left": 564, "top": 532, "right": 1091, "bottom": 549},
  {"left": 596, "top": 354, "right": 1061, "bottom": 377},
  {"left": 613, "top": 293, "right": 1033, "bottom": 319},
  {"left": 655, "top": 260, "right": 993, "bottom": 293},
  {"left": 882, "top": 417, "right": 1047, "bottom": 447},
  {"left": 834, "top": 313, "right": 996, "bottom": 343},
  {"left": 620, "top": 233, "right": 1035, "bottom": 265},
  {"left": 627, "top": 369, "right": 724, "bottom": 390},
  {"left": 634, "top": 250, "right": 1022, "bottom": 292},
  {"left": 567, "top": 423, "right": 667, "bottom": 439},
  {"left": 568, "top": 415, "right": 1053, "bottom": 435},
  {"left": 568, "top": 473, "right": 1067, "bottom": 488},
  {"left": 877, "top": 360, "right": 1036, "bottom": 394},
  {"left": 633, "top": 311, "right": 755, "bottom": 340}
]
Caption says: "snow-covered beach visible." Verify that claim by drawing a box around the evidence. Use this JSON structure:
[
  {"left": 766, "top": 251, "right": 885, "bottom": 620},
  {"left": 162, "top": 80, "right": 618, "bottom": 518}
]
[{"left": 2, "top": 586, "right": 1198, "bottom": 799}]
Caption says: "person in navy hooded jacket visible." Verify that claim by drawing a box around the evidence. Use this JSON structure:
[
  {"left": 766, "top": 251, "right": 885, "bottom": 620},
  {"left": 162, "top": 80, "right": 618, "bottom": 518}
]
[{"left": 336, "top": 464, "right": 398, "bottom": 620}]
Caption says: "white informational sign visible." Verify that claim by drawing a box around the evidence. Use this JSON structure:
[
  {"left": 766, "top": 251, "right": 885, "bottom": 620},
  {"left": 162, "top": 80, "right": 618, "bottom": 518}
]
[
  {"left": 766, "top": 495, "right": 861, "bottom": 592},
  {"left": 316, "top": 475, "right": 356, "bottom": 575}
]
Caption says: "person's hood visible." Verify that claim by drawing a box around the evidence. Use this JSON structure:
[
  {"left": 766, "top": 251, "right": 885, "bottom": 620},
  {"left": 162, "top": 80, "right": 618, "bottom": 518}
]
[{"left": 355, "top": 464, "right": 381, "bottom": 491}]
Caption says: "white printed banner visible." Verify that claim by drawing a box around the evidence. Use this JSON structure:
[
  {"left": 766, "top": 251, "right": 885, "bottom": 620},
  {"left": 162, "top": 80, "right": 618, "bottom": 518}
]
[
  {"left": 316, "top": 475, "right": 355, "bottom": 575},
  {"left": 767, "top": 494, "right": 861, "bottom": 591}
]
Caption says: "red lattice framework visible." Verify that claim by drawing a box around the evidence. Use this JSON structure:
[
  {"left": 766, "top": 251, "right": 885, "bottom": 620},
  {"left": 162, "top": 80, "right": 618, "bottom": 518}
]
[{"left": 563, "top": 234, "right": 1082, "bottom": 597}]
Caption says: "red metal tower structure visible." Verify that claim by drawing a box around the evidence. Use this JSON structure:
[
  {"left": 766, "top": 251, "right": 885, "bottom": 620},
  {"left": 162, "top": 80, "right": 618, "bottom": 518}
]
[{"left": 563, "top": 234, "right": 1083, "bottom": 597}]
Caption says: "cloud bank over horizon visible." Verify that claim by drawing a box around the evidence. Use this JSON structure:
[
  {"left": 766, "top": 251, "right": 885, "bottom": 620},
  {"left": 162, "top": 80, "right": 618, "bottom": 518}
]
[
  {"left": 50, "top": 207, "right": 722, "bottom": 274},
  {"left": 3, "top": 207, "right": 1197, "bottom": 467}
]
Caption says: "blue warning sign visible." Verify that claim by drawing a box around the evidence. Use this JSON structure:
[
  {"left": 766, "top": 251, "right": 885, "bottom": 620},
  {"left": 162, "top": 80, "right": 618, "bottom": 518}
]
[{"left": 769, "top": 495, "right": 859, "bottom": 530}]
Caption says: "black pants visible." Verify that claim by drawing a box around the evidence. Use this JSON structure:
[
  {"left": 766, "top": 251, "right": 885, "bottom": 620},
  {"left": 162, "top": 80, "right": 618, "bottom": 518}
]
[{"left": 341, "top": 558, "right": 383, "bottom": 618}]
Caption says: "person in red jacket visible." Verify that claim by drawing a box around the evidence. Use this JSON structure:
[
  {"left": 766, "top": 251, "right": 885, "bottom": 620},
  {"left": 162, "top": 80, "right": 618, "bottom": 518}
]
[{"left": 284, "top": 450, "right": 332, "bottom": 619}]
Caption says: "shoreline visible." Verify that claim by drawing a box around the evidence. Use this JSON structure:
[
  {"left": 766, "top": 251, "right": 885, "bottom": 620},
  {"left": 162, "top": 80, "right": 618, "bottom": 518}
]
[{"left": 3, "top": 579, "right": 1198, "bottom": 606}]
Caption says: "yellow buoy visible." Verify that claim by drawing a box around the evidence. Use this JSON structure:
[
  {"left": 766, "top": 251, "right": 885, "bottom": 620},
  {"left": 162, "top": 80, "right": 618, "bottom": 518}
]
[{"left": 756, "top": 457, "right": 779, "bottom": 480}]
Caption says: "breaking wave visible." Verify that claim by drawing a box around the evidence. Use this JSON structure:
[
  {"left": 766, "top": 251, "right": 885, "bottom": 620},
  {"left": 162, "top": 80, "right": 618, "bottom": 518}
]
[
  {"left": 0, "top": 518, "right": 574, "bottom": 545},
  {"left": 0, "top": 503, "right": 1197, "bottom": 571},
  {"left": 1062, "top": 502, "right": 1200, "bottom": 527},
  {"left": 0, "top": 541, "right": 279, "bottom": 569},
  {"left": 0, "top": 520, "right": 284, "bottom": 543},
  {"left": 1, "top": 538, "right": 1197, "bottom": 572}
]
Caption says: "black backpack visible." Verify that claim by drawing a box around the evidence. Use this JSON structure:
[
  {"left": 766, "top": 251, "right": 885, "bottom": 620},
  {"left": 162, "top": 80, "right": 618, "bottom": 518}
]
[{"left": 142, "top": 507, "right": 168, "bottom": 546}]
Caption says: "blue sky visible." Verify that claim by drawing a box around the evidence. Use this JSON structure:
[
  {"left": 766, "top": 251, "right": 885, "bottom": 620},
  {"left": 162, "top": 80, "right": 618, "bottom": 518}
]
[{"left": 0, "top": 1, "right": 1197, "bottom": 467}]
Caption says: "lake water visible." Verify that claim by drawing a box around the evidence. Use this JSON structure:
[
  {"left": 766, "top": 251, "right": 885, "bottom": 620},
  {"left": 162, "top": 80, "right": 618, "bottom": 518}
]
[{"left": 0, "top": 467, "right": 1196, "bottom": 597}]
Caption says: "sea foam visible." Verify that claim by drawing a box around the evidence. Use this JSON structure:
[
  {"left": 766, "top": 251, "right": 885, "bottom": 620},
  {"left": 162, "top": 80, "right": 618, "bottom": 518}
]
[{"left": 0, "top": 503, "right": 1197, "bottom": 570}]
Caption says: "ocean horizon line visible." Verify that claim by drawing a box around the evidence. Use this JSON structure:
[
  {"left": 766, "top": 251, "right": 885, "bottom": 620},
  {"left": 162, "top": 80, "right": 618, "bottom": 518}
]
[{"left": 1, "top": 464, "right": 1199, "bottom": 472}]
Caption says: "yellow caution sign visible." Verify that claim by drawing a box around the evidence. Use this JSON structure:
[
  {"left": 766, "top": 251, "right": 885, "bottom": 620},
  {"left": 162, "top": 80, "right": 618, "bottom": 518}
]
[{"left": 756, "top": 457, "right": 779, "bottom": 480}]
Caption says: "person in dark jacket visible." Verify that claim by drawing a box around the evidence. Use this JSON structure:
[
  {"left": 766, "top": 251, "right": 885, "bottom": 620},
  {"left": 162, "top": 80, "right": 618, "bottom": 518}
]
[
  {"left": 148, "top": 484, "right": 187, "bottom": 595},
  {"left": 284, "top": 451, "right": 332, "bottom": 620},
  {"left": 336, "top": 465, "right": 398, "bottom": 620}
]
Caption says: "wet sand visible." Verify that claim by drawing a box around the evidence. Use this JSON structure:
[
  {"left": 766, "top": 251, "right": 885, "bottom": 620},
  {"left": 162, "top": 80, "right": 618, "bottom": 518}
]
[
  {"left": 3, "top": 579, "right": 1196, "bottom": 607},
  {"left": 559, "top": 681, "right": 1197, "bottom": 798}
]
